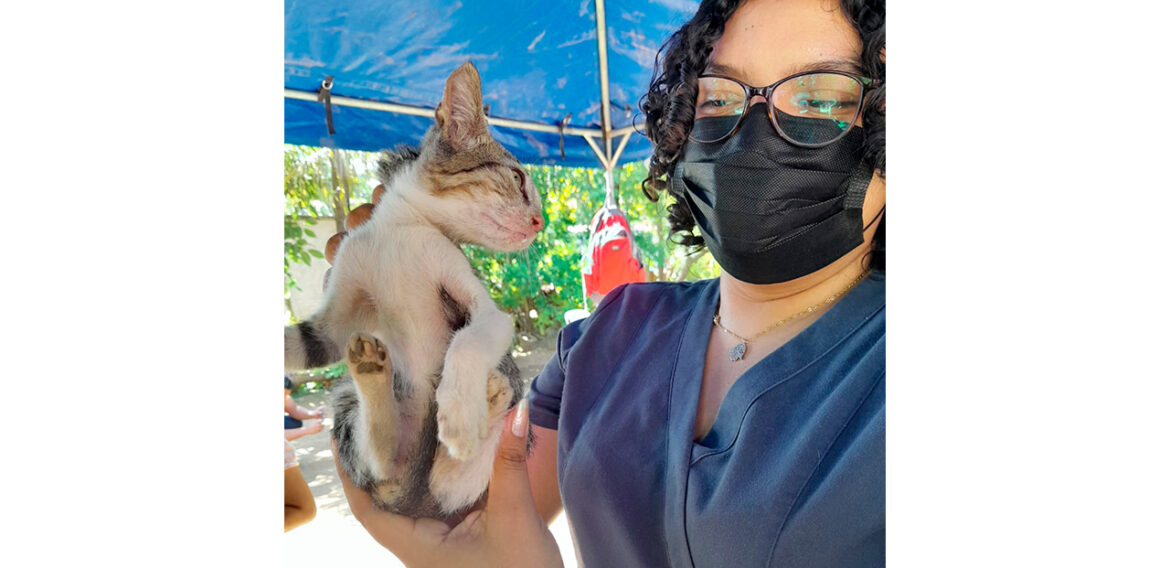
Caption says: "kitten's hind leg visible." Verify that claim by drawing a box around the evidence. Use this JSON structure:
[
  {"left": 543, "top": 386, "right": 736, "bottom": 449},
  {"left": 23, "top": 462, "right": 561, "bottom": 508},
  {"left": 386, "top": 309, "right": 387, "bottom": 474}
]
[
  {"left": 285, "top": 319, "right": 342, "bottom": 371},
  {"left": 346, "top": 332, "right": 400, "bottom": 483},
  {"left": 285, "top": 270, "right": 378, "bottom": 371}
]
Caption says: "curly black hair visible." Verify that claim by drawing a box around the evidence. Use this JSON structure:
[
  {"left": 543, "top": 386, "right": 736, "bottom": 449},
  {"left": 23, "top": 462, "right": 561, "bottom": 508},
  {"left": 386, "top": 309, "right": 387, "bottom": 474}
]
[{"left": 639, "top": 0, "right": 886, "bottom": 271}]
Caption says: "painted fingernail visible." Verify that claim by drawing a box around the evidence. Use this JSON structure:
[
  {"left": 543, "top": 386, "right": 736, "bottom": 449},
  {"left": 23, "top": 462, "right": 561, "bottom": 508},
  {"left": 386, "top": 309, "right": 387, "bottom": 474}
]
[{"left": 511, "top": 398, "right": 529, "bottom": 438}]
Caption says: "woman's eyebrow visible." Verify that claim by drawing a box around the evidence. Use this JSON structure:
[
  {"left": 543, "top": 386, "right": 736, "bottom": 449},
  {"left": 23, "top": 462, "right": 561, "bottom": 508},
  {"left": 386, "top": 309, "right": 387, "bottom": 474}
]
[
  {"left": 704, "top": 58, "right": 865, "bottom": 82},
  {"left": 791, "top": 58, "right": 865, "bottom": 76},
  {"left": 704, "top": 61, "right": 745, "bottom": 78}
]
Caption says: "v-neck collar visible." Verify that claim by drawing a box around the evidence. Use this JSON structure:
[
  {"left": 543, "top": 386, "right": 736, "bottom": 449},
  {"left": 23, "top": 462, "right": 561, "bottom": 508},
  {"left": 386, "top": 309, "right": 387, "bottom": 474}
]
[{"left": 662, "top": 272, "right": 886, "bottom": 567}]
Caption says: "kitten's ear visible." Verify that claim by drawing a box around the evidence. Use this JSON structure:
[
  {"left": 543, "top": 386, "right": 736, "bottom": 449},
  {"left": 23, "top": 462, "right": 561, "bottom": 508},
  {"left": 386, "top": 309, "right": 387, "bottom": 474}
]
[{"left": 435, "top": 62, "right": 488, "bottom": 150}]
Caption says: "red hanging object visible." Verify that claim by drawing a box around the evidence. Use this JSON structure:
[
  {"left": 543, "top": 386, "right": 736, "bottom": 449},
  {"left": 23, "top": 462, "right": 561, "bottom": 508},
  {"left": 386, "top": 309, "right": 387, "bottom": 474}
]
[{"left": 581, "top": 203, "right": 648, "bottom": 304}]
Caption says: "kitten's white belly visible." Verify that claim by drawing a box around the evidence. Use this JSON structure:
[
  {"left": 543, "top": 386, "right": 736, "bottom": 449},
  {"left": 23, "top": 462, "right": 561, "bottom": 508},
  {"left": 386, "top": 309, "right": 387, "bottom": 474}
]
[
  {"left": 353, "top": 228, "right": 458, "bottom": 385},
  {"left": 379, "top": 296, "right": 450, "bottom": 384}
]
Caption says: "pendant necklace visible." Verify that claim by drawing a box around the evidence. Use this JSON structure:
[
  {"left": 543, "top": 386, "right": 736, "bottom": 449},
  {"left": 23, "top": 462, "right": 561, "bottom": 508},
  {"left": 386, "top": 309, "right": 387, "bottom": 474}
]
[{"left": 713, "top": 271, "right": 869, "bottom": 362}]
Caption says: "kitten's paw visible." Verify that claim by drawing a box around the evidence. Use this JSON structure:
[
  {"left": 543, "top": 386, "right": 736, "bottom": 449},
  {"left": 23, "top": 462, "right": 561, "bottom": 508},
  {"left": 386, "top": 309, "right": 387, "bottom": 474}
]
[
  {"left": 486, "top": 371, "right": 514, "bottom": 419},
  {"left": 346, "top": 332, "right": 391, "bottom": 380},
  {"left": 436, "top": 384, "right": 490, "bottom": 461}
]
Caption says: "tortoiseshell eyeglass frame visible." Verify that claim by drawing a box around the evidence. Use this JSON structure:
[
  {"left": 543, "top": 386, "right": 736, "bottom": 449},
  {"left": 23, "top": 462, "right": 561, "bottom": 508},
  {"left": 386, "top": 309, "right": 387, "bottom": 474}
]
[{"left": 690, "top": 70, "right": 883, "bottom": 148}]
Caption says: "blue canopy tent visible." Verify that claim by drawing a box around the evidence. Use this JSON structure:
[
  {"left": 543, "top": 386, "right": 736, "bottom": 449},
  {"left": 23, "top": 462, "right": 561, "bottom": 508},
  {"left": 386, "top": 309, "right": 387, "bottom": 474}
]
[{"left": 285, "top": 0, "right": 699, "bottom": 194}]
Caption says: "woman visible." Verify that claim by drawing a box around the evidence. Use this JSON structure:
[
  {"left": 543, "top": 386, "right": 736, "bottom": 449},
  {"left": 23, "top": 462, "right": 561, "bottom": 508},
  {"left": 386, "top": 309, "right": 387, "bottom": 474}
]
[{"left": 336, "top": 0, "right": 886, "bottom": 565}]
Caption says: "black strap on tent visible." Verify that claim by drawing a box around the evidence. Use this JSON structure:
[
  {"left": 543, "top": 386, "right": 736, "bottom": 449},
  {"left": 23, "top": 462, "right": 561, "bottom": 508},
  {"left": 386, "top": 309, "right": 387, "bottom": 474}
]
[
  {"left": 317, "top": 76, "right": 336, "bottom": 135},
  {"left": 558, "top": 113, "right": 572, "bottom": 160}
]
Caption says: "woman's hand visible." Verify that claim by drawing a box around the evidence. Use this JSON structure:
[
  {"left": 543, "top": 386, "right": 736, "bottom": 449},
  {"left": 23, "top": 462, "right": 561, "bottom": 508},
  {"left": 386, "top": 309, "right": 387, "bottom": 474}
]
[{"left": 334, "top": 399, "right": 564, "bottom": 568}]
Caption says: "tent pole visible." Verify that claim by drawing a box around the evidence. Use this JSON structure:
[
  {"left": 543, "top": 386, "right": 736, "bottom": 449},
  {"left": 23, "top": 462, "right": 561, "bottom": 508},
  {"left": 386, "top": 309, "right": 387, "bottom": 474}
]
[
  {"left": 583, "top": 135, "right": 618, "bottom": 206},
  {"left": 608, "top": 132, "right": 632, "bottom": 170},
  {"left": 285, "top": 89, "right": 605, "bottom": 138},
  {"left": 604, "top": 166, "right": 617, "bottom": 209},
  {"left": 583, "top": 136, "right": 608, "bottom": 167},
  {"left": 594, "top": 0, "right": 618, "bottom": 208},
  {"left": 611, "top": 125, "right": 638, "bottom": 137},
  {"left": 594, "top": 0, "right": 613, "bottom": 166}
]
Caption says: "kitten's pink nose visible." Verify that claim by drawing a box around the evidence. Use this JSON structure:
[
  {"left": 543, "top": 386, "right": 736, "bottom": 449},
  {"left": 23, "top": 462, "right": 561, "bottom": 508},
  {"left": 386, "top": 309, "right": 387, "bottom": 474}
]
[{"left": 531, "top": 215, "right": 544, "bottom": 232}]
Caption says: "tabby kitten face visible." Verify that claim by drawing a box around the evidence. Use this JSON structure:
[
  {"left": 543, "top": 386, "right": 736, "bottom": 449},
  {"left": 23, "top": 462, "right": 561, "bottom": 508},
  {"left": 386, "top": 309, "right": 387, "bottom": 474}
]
[{"left": 416, "top": 62, "right": 545, "bottom": 252}]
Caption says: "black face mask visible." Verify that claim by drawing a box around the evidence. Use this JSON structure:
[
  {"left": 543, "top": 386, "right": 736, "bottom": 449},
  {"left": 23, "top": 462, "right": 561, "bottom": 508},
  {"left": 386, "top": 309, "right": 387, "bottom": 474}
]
[{"left": 671, "top": 104, "right": 876, "bottom": 284}]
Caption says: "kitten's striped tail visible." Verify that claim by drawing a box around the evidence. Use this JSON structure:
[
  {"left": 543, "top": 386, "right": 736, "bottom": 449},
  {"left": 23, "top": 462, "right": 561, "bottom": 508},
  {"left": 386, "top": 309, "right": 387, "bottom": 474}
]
[{"left": 285, "top": 319, "right": 342, "bottom": 371}]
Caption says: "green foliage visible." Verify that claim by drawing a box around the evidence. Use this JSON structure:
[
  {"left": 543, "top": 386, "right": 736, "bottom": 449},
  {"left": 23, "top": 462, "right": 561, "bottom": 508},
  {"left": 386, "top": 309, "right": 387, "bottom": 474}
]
[
  {"left": 284, "top": 145, "right": 383, "bottom": 321},
  {"left": 284, "top": 145, "right": 336, "bottom": 217},
  {"left": 289, "top": 362, "right": 347, "bottom": 396},
  {"left": 610, "top": 162, "right": 722, "bottom": 283},
  {"left": 284, "top": 145, "right": 332, "bottom": 308},
  {"left": 284, "top": 216, "right": 319, "bottom": 293},
  {"left": 283, "top": 144, "right": 719, "bottom": 337},
  {"left": 464, "top": 161, "right": 720, "bottom": 336}
]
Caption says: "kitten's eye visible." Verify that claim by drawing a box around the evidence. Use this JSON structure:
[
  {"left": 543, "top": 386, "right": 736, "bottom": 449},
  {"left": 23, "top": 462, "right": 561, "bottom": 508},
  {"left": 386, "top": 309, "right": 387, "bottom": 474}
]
[{"left": 511, "top": 168, "right": 530, "bottom": 204}]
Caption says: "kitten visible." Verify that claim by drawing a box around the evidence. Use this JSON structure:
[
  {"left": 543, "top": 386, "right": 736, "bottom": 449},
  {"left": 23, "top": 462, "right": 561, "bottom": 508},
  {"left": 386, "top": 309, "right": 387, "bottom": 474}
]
[{"left": 284, "top": 62, "right": 544, "bottom": 523}]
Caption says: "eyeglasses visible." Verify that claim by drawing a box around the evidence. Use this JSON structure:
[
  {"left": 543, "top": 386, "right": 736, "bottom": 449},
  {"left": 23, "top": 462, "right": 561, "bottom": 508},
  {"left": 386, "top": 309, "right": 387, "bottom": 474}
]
[{"left": 690, "top": 71, "right": 881, "bottom": 147}]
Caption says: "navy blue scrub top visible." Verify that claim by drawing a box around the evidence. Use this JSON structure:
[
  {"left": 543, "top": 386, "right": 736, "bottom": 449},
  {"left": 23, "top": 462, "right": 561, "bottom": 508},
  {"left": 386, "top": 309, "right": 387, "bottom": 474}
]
[{"left": 527, "top": 273, "right": 885, "bottom": 567}]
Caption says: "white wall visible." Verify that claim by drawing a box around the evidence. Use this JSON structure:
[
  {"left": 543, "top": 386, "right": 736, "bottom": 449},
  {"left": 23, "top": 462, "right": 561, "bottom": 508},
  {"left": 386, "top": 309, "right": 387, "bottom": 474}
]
[{"left": 287, "top": 219, "right": 337, "bottom": 321}]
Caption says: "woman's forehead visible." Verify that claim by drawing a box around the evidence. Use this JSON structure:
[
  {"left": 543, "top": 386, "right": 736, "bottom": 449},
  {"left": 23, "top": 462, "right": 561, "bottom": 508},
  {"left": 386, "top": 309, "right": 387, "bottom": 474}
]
[{"left": 706, "top": 0, "right": 862, "bottom": 84}]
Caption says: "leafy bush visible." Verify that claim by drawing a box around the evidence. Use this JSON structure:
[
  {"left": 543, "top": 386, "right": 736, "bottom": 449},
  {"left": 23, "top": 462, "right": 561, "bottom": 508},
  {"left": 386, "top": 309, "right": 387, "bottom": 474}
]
[
  {"left": 284, "top": 216, "right": 323, "bottom": 293},
  {"left": 465, "top": 161, "right": 720, "bottom": 336},
  {"left": 284, "top": 145, "right": 719, "bottom": 338},
  {"left": 289, "top": 361, "right": 347, "bottom": 396},
  {"left": 284, "top": 145, "right": 380, "bottom": 321}
]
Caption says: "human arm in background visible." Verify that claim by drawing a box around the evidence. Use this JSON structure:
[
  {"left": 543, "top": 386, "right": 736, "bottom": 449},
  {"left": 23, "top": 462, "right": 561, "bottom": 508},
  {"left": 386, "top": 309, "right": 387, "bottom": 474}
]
[
  {"left": 285, "top": 440, "right": 317, "bottom": 532},
  {"left": 285, "top": 391, "right": 325, "bottom": 421}
]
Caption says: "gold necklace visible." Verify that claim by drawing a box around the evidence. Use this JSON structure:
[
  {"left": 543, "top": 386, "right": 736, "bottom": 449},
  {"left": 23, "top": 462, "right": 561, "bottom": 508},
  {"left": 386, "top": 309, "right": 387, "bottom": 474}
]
[{"left": 713, "top": 271, "right": 870, "bottom": 362}]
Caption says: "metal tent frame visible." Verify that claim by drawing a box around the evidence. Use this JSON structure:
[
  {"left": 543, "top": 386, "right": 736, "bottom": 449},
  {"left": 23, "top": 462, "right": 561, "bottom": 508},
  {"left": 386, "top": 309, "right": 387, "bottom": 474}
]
[{"left": 284, "top": 0, "right": 642, "bottom": 200}]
